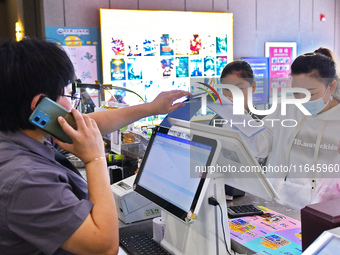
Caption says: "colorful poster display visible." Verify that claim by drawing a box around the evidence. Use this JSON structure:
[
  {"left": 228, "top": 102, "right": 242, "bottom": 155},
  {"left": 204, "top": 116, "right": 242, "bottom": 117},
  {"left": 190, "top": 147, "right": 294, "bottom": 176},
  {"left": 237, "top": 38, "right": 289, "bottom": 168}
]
[
  {"left": 100, "top": 9, "right": 234, "bottom": 110},
  {"left": 229, "top": 206, "right": 302, "bottom": 255},
  {"left": 45, "top": 27, "right": 101, "bottom": 84},
  {"left": 242, "top": 57, "right": 270, "bottom": 104},
  {"left": 265, "top": 42, "right": 297, "bottom": 101}
]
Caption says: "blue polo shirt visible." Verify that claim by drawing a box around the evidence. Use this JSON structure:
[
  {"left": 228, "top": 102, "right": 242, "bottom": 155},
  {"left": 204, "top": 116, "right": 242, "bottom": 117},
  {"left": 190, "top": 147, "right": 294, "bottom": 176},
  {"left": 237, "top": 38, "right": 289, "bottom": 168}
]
[{"left": 0, "top": 131, "right": 93, "bottom": 254}]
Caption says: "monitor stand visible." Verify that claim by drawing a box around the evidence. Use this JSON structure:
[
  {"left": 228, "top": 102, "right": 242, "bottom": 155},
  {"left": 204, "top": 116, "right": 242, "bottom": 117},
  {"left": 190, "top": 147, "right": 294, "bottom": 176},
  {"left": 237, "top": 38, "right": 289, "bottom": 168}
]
[{"left": 161, "top": 177, "right": 231, "bottom": 255}]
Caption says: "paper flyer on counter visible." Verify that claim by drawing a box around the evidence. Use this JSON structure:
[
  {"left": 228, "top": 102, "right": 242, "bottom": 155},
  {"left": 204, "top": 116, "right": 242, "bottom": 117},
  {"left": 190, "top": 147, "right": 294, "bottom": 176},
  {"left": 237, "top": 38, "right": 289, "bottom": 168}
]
[
  {"left": 229, "top": 208, "right": 302, "bottom": 255},
  {"left": 244, "top": 233, "right": 302, "bottom": 255},
  {"left": 229, "top": 218, "right": 271, "bottom": 244},
  {"left": 245, "top": 210, "right": 301, "bottom": 232}
]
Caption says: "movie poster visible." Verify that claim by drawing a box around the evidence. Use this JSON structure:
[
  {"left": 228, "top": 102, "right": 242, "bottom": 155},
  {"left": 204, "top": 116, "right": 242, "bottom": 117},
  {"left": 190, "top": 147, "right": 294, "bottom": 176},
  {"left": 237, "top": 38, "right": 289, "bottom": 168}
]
[
  {"left": 190, "top": 34, "right": 202, "bottom": 55},
  {"left": 160, "top": 34, "right": 174, "bottom": 56},
  {"left": 126, "top": 36, "right": 142, "bottom": 56},
  {"left": 142, "top": 58, "right": 160, "bottom": 80},
  {"left": 127, "top": 58, "right": 143, "bottom": 80},
  {"left": 143, "top": 37, "right": 158, "bottom": 56},
  {"left": 204, "top": 56, "right": 215, "bottom": 77},
  {"left": 176, "top": 57, "right": 189, "bottom": 78},
  {"left": 111, "top": 37, "right": 125, "bottom": 55},
  {"left": 216, "top": 56, "right": 228, "bottom": 76},
  {"left": 190, "top": 56, "right": 203, "bottom": 77},
  {"left": 160, "top": 57, "right": 175, "bottom": 78},
  {"left": 202, "top": 35, "right": 215, "bottom": 55},
  {"left": 216, "top": 35, "right": 228, "bottom": 55},
  {"left": 175, "top": 37, "right": 189, "bottom": 55},
  {"left": 110, "top": 58, "right": 126, "bottom": 81}
]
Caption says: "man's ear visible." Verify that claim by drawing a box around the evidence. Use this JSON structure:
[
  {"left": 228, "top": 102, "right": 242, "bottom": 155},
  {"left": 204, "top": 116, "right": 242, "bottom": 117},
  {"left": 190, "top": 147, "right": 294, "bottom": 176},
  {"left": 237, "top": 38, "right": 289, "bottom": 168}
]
[{"left": 31, "top": 94, "right": 46, "bottom": 111}]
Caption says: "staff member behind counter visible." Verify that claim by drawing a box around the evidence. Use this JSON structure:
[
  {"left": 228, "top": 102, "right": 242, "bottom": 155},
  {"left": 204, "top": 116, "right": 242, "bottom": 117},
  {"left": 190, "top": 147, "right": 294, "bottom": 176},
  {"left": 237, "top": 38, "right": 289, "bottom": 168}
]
[
  {"left": 209, "top": 60, "right": 268, "bottom": 168},
  {"left": 244, "top": 51, "right": 340, "bottom": 210},
  {"left": 0, "top": 38, "right": 190, "bottom": 255}
]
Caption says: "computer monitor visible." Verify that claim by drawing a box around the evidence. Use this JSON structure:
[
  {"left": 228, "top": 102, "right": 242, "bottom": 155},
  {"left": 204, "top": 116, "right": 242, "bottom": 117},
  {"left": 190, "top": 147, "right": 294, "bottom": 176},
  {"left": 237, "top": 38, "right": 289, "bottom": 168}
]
[
  {"left": 134, "top": 124, "right": 230, "bottom": 254},
  {"left": 167, "top": 117, "right": 278, "bottom": 201},
  {"left": 133, "top": 125, "right": 221, "bottom": 222},
  {"left": 133, "top": 118, "right": 278, "bottom": 255}
]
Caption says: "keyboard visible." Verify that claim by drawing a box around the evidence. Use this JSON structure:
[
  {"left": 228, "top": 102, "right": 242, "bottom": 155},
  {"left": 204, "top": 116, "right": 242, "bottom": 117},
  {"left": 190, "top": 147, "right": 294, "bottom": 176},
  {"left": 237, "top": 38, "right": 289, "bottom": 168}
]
[
  {"left": 120, "top": 232, "right": 171, "bottom": 255},
  {"left": 227, "top": 204, "right": 264, "bottom": 218}
]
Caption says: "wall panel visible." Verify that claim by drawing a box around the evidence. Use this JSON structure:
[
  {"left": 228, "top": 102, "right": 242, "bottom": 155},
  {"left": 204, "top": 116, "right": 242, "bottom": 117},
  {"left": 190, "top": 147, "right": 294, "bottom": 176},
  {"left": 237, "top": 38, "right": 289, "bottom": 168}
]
[
  {"left": 43, "top": 0, "right": 64, "bottom": 27},
  {"left": 110, "top": 0, "right": 138, "bottom": 10},
  {"left": 213, "top": 0, "right": 228, "bottom": 12},
  {"left": 186, "top": 0, "right": 213, "bottom": 12},
  {"left": 335, "top": 0, "right": 340, "bottom": 60},
  {"left": 299, "top": 0, "right": 335, "bottom": 56},
  {"left": 298, "top": 0, "right": 313, "bottom": 55},
  {"left": 64, "top": 0, "right": 109, "bottom": 27},
  {"left": 257, "top": 0, "right": 300, "bottom": 57},
  {"left": 229, "top": 0, "right": 257, "bottom": 59},
  {"left": 310, "top": 0, "right": 335, "bottom": 52},
  {"left": 139, "top": 0, "right": 185, "bottom": 11}
]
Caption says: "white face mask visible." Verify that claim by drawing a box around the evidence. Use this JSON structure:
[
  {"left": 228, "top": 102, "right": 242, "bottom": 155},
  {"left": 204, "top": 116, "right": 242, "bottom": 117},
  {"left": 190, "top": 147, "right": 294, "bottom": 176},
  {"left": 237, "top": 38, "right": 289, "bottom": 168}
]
[{"left": 302, "top": 87, "right": 331, "bottom": 115}]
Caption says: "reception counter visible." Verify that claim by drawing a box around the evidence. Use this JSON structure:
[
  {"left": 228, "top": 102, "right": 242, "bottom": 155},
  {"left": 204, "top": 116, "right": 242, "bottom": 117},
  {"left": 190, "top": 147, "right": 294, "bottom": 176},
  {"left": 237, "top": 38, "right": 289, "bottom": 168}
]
[{"left": 118, "top": 192, "right": 301, "bottom": 255}]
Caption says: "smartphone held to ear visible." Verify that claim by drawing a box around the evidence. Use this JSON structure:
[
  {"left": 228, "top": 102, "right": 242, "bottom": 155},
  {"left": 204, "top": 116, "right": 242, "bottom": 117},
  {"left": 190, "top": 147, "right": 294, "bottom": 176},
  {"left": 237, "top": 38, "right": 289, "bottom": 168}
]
[{"left": 29, "top": 97, "right": 77, "bottom": 143}]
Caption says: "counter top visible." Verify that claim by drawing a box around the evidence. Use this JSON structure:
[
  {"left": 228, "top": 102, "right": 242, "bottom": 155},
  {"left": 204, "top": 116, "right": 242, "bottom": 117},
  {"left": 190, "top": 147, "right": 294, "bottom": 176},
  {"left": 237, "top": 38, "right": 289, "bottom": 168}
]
[
  {"left": 118, "top": 192, "right": 300, "bottom": 255},
  {"left": 227, "top": 193, "right": 300, "bottom": 254},
  {"left": 228, "top": 192, "right": 300, "bottom": 221}
]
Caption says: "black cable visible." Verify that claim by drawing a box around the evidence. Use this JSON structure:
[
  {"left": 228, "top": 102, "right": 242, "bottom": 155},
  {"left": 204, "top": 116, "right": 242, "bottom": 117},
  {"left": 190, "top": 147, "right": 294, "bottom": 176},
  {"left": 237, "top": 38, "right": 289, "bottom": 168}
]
[
  {"left": 208, "top": 197, "right": 232, "bottom": 255},
  {"left": 218, "top": 203, "right": 232, "bottom": 255}
]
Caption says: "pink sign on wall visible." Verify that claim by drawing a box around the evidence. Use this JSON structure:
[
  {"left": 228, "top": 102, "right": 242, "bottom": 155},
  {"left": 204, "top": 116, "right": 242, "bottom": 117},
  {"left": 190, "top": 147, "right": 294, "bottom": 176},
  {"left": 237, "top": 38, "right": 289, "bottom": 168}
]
[{"left": 265, "top": 42, "right": 297, "bottom": 100}]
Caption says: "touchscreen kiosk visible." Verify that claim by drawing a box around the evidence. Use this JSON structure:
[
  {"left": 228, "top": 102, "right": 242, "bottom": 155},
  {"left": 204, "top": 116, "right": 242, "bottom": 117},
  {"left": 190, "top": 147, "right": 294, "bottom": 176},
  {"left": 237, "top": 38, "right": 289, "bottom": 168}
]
[
  {"left": 134, "top": 125, "right": 220, "bottom": 222},
  {"left": 134, "top": 125, "right": 232, "bottom": 255},
  {"left": 133, "top": 119, "right": 277, "bottom": 255}
]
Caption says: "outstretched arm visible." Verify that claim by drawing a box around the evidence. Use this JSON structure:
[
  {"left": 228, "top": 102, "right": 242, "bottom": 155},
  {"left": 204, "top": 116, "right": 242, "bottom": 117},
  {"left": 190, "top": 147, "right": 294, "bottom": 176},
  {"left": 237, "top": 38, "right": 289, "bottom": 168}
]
[{"left": 88, "top": 90, "right": 191, "bottom": 135}]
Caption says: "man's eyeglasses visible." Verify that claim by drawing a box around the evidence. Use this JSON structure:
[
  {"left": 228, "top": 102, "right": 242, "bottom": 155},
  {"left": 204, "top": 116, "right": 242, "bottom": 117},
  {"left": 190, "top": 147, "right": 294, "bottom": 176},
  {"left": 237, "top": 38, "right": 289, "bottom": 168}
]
[{"left": 62, "top": 93, "right": 81, "bottom": 109}]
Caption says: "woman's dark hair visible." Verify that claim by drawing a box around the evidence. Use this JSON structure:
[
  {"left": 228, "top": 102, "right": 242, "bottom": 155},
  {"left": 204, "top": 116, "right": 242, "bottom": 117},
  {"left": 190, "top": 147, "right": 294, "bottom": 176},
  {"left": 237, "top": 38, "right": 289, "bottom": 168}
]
[
  {"left": 314, "top": 47, "right": 335, "bottom": 60},
  {"left": 0, "top": 38, "right": 75, "bottom": 132},
  {"left": 291, "top": 52, "right": 337, "bottom": 85},
  {"left": 220, "top": 60, "right": 254, "bottom": 85}
]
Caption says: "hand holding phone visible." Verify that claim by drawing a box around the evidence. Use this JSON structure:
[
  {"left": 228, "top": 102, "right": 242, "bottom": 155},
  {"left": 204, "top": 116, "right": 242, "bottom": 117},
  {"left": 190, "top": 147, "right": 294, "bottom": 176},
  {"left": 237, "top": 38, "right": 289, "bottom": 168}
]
[
  {"left": 56, "top": 109, "right": 106, "bottom": 164},
  {"left": 29, "top": 97, "right": 76, "bottom": 143}
]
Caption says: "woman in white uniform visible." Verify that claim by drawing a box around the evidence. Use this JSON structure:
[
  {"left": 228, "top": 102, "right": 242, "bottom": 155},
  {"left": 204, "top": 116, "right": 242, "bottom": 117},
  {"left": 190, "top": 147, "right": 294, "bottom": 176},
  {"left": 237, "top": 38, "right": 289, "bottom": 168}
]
[{"left": 247, "top": 52, "right": 340, "bottom": 210}]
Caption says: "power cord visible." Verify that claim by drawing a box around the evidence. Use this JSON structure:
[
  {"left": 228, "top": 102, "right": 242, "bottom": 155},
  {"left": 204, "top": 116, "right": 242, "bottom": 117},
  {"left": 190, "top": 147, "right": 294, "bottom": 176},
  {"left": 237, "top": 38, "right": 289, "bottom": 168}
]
[{"left": 208, "top": 197, "right": 232, "bottom": 255}]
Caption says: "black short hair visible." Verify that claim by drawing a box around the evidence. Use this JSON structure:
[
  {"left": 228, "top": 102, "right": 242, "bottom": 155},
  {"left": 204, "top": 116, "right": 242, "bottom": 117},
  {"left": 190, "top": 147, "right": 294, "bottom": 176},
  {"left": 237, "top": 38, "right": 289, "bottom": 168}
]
[
  {"left": 220, "top": 60, "right": 254, "bottom": 85},
  {"left": 0, "top": 38, "right": 75, "bottom": 132},
  {"left": 291, "top": 52, "right": 337, "bottom": 85}
]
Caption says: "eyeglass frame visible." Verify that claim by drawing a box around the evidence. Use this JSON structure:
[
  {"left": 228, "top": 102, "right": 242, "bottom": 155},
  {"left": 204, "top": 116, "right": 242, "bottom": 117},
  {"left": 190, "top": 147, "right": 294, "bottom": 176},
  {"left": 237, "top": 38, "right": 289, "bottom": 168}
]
[{"left": 61, "top": 92, "right": 81, "bottom": 109}]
